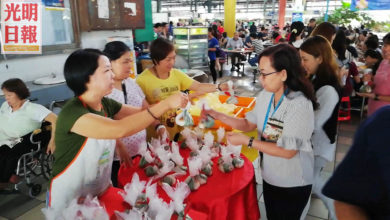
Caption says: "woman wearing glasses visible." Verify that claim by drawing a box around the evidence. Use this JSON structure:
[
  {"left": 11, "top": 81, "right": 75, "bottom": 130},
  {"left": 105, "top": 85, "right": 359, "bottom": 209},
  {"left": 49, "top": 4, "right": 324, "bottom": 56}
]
[
  {"left": 205, "top": 44, "right": 317, "bottom": 219},
  {"left": 300, "top": 36, "right": 341, "bottom": 220}
]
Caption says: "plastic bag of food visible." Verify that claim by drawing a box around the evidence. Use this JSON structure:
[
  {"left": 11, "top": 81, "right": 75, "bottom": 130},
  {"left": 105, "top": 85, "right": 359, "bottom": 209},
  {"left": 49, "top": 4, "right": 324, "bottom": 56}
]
[{"left": 176, "top": 102, "right": 194, "bottom": 127}]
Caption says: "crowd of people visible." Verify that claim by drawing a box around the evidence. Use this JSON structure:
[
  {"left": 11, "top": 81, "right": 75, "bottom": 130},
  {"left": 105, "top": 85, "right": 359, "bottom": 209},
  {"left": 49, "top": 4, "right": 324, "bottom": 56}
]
[
  {"left": 1, "top": 17, "right": 389, "bottom": 220},
  {"left": 203, "top": 19, "right": 390, "bottom": 219}
]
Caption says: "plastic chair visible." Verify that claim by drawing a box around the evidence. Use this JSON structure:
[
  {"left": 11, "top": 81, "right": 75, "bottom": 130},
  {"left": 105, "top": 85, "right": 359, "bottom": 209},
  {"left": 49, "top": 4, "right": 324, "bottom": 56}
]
[{"left": 338, "top": 96, "right": 351, "bottom": 121}]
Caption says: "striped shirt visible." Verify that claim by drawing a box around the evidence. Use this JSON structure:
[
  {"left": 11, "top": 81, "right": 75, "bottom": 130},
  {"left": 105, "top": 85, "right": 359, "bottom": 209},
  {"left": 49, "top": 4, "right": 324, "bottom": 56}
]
[
  {"left": 252, "top": 39, "right": 264, "bottom": 55},
  {"left": 246, "top": 90, "right": 314, "bottom": 187}
]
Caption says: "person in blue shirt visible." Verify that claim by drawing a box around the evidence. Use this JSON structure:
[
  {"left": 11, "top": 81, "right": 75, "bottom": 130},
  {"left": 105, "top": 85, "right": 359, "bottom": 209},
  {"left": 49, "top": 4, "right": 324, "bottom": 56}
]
[
  {"left": 168, "top": 21, "right": 174, "bottom": 36},
  {"left": 322, "top": 106, "right": 390, "bottom": 219},
  {"left": 208, "top": 27, "right": 219, "bottom": 84}
]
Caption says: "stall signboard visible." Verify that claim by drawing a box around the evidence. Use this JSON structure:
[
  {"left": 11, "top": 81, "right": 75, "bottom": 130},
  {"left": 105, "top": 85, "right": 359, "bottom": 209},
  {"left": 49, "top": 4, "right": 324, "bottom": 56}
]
[
  {"left": 173, "top": 28, "right": 188, "bottom": 36},
  {"left": 43, "top": 0, "right": 64, "bottom": 8},
  {"left": 351, "top": 0, "right": 390, "bottom": 10},
  {"left": 190, "top": 27, "right": 207, "bottom": 35},
  {"left": 1, "top": 0, "right": 42, "bottom": 54},
  {"left": 292, "top": 12, "right": 303, "bottom": 22}
]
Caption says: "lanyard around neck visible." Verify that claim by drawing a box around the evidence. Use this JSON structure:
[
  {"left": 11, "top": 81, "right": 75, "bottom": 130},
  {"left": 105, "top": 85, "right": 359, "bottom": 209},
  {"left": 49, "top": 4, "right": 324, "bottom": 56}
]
[{"left": 262, "top": 92, "right": 286, "bottom": 132}]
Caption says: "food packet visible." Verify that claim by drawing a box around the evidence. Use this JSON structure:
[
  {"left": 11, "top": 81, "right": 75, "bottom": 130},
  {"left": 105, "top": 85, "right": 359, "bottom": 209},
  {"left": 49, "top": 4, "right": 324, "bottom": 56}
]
[
  {"left": 120, "top": 173, "right": 146, "bottom": 207},
  {"left": 162, "top": 182, "right": 191, "bottom": 215},
  {"left": 176, "top": 102, "right": 194, "bottom": 127},
  {"left": 225, "top": 81, "right": 238, "bottom": 104},
  {"left": 198, "top": 99, "right": 215, "bottom": 129},
  {"left": 218, "top": 147, "right": 234, "bottom": 173}
]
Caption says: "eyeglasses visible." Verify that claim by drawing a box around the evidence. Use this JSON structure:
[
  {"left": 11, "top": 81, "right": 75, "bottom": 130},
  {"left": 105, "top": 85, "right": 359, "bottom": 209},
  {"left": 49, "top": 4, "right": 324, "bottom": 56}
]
[{"left": 258, "top": 70, "right": 279, "bottom": 77}]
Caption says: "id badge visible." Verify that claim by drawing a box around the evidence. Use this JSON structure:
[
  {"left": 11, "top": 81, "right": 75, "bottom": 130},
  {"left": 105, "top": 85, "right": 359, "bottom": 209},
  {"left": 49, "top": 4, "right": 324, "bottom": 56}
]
[{"left": 262, "top": 118, "right": 284, "bottom": 143}]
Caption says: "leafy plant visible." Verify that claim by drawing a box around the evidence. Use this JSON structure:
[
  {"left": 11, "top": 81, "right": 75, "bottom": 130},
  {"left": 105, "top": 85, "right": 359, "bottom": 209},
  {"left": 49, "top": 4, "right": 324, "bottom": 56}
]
[
  {"left": 319, "top": 4, "right": 375, "bottom": 28},
  {"left": 371, "top": 22, "right": 390, "bottom": 32}
]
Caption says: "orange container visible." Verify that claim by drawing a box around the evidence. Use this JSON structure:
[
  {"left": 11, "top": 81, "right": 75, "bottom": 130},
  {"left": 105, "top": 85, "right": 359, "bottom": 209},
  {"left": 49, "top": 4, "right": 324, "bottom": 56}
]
[
  {"left": 192, "top": 95, "right": 256, "bottom": 130},
  {"left": 218, "top": 95, "right": 256, "bottom": 108}
]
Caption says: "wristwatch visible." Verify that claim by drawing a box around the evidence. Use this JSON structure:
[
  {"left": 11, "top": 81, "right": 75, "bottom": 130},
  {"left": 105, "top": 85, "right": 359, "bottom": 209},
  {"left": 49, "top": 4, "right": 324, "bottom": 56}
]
[
  {"left": 217, "top": 83, "right": 222, "bottom": 91},
  {"left": 374, "top": 94, "right": 379, "bottom": 101},
  {"left": 248, "top": 137, "right": 255, "bottom": 148}
]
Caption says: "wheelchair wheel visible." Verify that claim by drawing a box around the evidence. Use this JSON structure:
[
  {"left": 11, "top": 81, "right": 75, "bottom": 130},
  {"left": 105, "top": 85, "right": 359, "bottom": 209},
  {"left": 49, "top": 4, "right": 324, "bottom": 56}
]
[
  {"left": 40, "top": 153, "right": 54, "bottom": 180},
  {"left": 29, "top": 184, "right": 42, "bottom": 198}
]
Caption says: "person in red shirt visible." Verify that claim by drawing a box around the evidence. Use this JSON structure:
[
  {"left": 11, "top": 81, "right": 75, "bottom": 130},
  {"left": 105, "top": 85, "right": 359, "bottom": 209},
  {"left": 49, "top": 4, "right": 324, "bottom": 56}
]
[{"left": 217, "top": 20, "right": 224, "bottom": 34}]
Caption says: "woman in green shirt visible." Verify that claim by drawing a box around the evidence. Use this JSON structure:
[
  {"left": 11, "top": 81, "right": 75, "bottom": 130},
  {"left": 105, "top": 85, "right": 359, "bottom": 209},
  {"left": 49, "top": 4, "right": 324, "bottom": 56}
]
[{"left": 48, "top": 48, "right": 188, "bottom": 217}]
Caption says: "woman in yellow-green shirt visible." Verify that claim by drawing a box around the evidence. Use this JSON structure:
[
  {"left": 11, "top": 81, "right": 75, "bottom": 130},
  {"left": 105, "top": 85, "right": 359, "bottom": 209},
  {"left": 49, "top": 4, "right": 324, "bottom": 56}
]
[{"left": 136, "top": 38, "right": 229, "bottom": 140}]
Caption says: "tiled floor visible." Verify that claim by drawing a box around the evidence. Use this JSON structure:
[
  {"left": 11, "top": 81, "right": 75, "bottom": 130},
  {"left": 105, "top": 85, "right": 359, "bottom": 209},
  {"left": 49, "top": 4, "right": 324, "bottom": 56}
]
[{"left": 0, "top": 61, "right": 362, "bottom": 219}]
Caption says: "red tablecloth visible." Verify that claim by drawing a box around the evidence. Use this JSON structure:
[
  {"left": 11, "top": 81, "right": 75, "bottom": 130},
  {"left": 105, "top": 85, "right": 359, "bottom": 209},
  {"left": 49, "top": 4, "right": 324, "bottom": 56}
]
[
  {"left": 117, "top": 148, "right": 260, "bottom": 220},
  {"left": 98, "top": 186, "right": 129, "bottom": 220}
]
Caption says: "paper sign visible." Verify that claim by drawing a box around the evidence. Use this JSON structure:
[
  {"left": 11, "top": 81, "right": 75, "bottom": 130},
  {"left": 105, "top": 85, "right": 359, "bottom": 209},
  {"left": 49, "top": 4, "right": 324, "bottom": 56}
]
[
  {"left": 1, "top": 0, "right": 42, "bottom": 54},
  {"left": 124, "top": 2, "right": 136, "bottom": 16},
  {"left": 97, "top": 0, "right": 109, "bottom": 19},
  {"left": 351, "top": 0, "right": 390, "bottom": 10}
]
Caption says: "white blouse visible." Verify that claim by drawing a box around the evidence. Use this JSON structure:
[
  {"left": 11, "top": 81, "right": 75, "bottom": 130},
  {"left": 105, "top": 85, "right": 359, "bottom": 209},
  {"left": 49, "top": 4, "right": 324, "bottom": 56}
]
[
  {"left": 312, "top": 85, "right": 339, "bottom": 162},
  {"left": 106, "top": 78, "right": 146, "bottom": 158},
  {"left": 246, "top": 90, "right": 314, "bottom": 187},
  {"left": 0, "top": 100, "right": 51, "bottom": 147}
]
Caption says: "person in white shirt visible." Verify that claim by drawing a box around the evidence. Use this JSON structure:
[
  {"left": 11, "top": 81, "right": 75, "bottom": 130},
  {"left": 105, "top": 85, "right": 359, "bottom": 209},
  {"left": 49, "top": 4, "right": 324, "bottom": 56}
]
[
  {"left": 226, "top": 32, "right": 245, "bottom": 72},
  {"left": 103, "top": 41, "right": 164, "bottom": 187},
  {"left": 300, "top": 36, "right": 342, "bottom": 220},
  {"left": 0, "top": 78, "right": 57, "bottom": 185},
  {"left": 205, "top": 44, "right": 317, "bottom": 219}
]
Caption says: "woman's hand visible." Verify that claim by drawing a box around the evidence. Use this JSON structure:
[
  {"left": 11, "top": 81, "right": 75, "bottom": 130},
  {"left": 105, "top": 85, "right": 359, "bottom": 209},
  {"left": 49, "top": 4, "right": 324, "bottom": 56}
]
[
  {"left": 226, "top": 132, "right": 250, "bottom": 146},
  {"left": 201, "top": 108, "right": 219, "bottom": 120},
  {"left": 218, "top": 82, "right": 230, "bottom": 92},
  {"left": 188, "top": 91, "right": 207, "bottom": 103},
  {"left": 116, "top": 140, "right": 132, "bottom": 168},
  {"left": 46, "top": 139, "right": 56, "bottom": 154},
  {"left": 164, "top": 92, "right": 189, "bottom": 109},
  {"left": 356, "top": 92, "right": 375, "bottom": 99}
]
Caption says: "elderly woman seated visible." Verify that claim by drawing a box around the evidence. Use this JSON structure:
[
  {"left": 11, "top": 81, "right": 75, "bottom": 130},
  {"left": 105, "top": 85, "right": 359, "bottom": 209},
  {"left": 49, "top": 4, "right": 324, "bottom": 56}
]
[{"left": 0, "top": 78, "right": 56, "bottom": 186}]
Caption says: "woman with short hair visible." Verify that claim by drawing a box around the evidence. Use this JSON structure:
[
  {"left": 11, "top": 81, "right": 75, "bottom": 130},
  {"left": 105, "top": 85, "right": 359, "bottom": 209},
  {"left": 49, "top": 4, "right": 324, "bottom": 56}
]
[
  {"left": 48, "top": 48, "right": 188, "bottom": 216},
  {"left": 136, "top": 38, "right": 229, "bottom": 140},
  {"left": 0, "top": 78, "right": 57, "bottom": 185}
]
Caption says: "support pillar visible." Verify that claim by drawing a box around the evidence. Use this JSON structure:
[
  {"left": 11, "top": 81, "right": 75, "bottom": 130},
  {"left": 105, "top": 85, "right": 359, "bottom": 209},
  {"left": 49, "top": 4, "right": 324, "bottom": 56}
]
[
  {"left": 224, "top": 0, "right": 236, "bottom": 37},
  {"left": 278, "top": 0, "right": 286, "bottom": 28},
  {"left": 263, "top": 0, "right": 267, "bottom": 23},
  {"left": 157, "top": 0, "right": 161, "bottom": 13},
  {"left": 325, "top": 0, "right": 330, "bottom": 21}
]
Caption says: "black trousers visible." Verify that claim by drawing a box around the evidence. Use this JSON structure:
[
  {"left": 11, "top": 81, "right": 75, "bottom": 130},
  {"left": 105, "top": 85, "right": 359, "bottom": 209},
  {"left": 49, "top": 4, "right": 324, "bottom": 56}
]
[
  {"left": 0, "top": 132, "right": 50, "bottom": 182},
  {"left": 209, "top": 59, "right": 217, "bottom": 83},
  {"left": 230, "top": 53, "right": 246, "bottom": 66},
  {"left": 263, "top": 180, "right": 312, "bottom": 220},
  {"left": 111, "top": 160, "right": 121, "bottom": 187}
]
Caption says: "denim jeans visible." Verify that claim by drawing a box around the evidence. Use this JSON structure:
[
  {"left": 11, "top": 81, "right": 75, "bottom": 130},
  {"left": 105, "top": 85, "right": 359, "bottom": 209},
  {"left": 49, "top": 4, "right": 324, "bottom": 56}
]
[{"left": 249, "top": 55, "right": 259, "bottom": 67}]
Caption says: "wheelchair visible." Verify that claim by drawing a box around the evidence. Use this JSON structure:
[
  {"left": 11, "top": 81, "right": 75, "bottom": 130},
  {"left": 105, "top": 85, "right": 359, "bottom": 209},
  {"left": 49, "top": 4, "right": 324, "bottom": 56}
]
[
  {"left": 49, "top": 99, "right": 67, "bottom": 115},
  {"left": 1, "top": 122, "right": 54, "bottom": 198}
]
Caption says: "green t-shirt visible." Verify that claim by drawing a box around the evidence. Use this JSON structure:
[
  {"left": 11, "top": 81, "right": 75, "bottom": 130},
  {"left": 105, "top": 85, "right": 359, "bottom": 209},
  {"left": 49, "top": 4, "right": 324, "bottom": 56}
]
[{"left": 52, "top": 97, "right": 122, "bottom": 178}]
